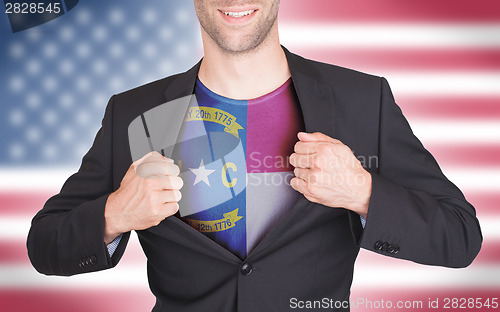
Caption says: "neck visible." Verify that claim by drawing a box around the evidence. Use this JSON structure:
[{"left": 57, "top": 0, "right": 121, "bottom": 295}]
[{"left": 198, "top": 24, "right": 291, "bottom": 100}]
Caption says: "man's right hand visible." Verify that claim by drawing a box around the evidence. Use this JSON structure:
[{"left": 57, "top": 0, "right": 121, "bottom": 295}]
[{"left": 104, "top": 151, "right": 183, "bottom": 244}]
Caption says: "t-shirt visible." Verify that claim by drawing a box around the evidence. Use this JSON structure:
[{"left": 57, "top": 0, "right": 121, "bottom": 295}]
[{"left": 171, "top": 78, "right": 305, "bottom": 259}]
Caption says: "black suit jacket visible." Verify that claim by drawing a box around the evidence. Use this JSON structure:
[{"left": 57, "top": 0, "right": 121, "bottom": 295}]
[{"left": 27, "top": 47, "right": 482, "bottom": 311}]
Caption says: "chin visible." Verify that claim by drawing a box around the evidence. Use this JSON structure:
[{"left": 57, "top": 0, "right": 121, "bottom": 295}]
[{"left": 220, "top": 36, "right": 263, "bottom": 54}]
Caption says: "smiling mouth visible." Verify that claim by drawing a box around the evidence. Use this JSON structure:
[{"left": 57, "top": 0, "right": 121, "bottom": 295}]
[{"left": 220, "top": 9, "right": 256, "bottom": 18}]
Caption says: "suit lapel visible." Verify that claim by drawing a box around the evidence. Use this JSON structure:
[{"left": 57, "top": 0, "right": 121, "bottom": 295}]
[
  {"left": 163, "top": 60, "right": 201, "bottom": 102},
  {"left": 284, "top": 47, "right": 336, "bottom": 137},
  {"left": 128, "top": 61, "right": 201, "bottom": 161},
  {"left": 159, "top": 61, "right": 201, "bottom": 158}
]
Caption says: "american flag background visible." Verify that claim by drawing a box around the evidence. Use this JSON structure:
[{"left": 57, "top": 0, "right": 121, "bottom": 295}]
[{"left": 0, "top": 0, "right": 499, "bottom": 311}]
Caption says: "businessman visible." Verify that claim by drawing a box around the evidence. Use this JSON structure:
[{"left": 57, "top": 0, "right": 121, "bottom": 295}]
[{"left": 28, "top": 1, "right": 482, "bottom": 311}]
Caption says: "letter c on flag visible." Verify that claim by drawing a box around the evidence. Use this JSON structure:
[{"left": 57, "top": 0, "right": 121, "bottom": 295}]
[{"left": 222, "top": 162, "right": 237, "bottom": 188}]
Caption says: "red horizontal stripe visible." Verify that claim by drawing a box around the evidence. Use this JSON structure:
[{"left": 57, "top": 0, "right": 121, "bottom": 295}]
[
  {"left": 0, "top": 192, "right": 48, "bottom": 215},
  {"left": 397, "top": 97, "right": 500, "bottom": 120},
  {"left": 0, "top": 289, "right": 498, "bottom": 312},
  {"left": 280, "top": 0, "right": 500, "bottom": 22},
  {"left": 294, "top": 49, "right": 500, "bottom": 72},
  {"left": 466, "top": 193, "right": 500, "bottom": 216},
  {"left": 350, "top": 288, "right": 500, "bottom": 312},
  {"left": 0, "top": 241, "right": 29, "bottom": 265},
  {"left": 475, "top": 241, "right": 500, "bottom": 265},
  {"left": 0, "top": 239, "right": 146, "bottom": 265},
  {"left": 425, "top": 144, "right": 500, "bottom": 167},
  {"left": 0, "top": 290, "right": 154, "bottom": 312}
]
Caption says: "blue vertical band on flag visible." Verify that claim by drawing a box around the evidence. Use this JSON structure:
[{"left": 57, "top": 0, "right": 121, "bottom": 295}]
[{"left": 169, "top": 80, "right": 248, "bottom": 259}]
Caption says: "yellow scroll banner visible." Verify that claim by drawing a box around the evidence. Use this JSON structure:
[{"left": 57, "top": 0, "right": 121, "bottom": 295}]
[
  {"left": 185, "top": 106, "right": 244, "bottom": 139},
  {"left": 183, "top": 208, "right": 243, "bottom": 233}
]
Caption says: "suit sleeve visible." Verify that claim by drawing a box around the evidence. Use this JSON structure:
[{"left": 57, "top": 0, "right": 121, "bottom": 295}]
[
  {"left": 27, "top": 95, "right": 130, "bottom": 276},
  {"left": 357, "top": 77, "right": 482, "bottom": 268}
]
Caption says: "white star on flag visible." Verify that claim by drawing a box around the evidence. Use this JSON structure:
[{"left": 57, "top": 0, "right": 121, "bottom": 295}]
[{"left": 189, "top": 159, "right": 215, "bottom": 186}]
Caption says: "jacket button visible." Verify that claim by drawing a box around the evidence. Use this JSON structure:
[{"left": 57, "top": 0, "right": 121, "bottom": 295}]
[
  {"left": 381, "top": 242, "right": 388, "bottom": 252},
  {"left": 240, "top": 263, "right": 253, "bottom": 276},
  {"left": 89, "top": 256, "right": 97, "bottom": 265},
  {"left": 374, "top": 241, "right": 383, "bottom": 251},
  {"left": 387, "top": 244, "right": 395, "bottom": 254},
  {"left": 392, "top": 245, "right": 400, "bottom": 254}
]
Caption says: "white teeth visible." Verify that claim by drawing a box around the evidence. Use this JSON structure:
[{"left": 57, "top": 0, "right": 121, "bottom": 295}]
[{"left": 222, "top": 10, "right": 255, "bottom": 18}]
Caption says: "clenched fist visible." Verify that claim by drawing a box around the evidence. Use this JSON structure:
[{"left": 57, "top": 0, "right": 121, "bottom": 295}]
[
  {"left": 289, "top": 132, "right": 372, "bottom": 218},
  {"left": 104, "top": 151, "right": 183, "bottom": 244}
]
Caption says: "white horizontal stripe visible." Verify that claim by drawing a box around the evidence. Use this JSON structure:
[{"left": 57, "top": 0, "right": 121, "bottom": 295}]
[
  {"left": 410, "top": 119, "right": 500, "bottom": 145},
  {"left": 441, "top": 168, "right": 500, "bottom": 193},
  {"left": 280, "top": 23, "right": 500, "bottom": 48},
  {"left": 386, "top": 72, "right": 500, "bottom": 96},
  {"left": 0, "top": 216, "right": 31, "bottom": 240},
  {"left": 0, "top": 262, "right": 498, "bottom": 289},
  {"left": 0, "top": 265, "right": 148, "bottom": 290},
  {"left": 0, "top": 167, "right": 77, "bottom": 191},
  {"left": 353, "top": 264, "right": 500, "bottom": 288},
  {"left": 2, "top": 215, "right": 499, "bottom": 242}
]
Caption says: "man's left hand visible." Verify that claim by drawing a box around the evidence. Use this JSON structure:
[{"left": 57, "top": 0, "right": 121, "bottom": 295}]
[{"left": 289, "top": 132, "right": 372, "bottom": 219}]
